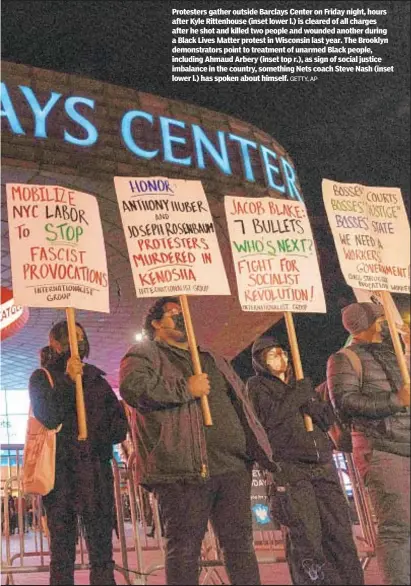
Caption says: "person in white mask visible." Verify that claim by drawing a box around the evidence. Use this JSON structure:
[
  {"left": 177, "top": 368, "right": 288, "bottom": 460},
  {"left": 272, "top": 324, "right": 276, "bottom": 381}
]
[{"left": 247, "top": 336, "right": 364, "bottom": 586}]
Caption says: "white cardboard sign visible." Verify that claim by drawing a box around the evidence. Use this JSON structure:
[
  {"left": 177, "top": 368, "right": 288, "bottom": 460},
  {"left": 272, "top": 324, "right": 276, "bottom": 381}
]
[
  {"left": 322, "top": 179, "right": 410, "bottom": 294},
  {"left": 114, "top": 177, "right": 230, "bottom": 297},
  {"left": 224, "top": 196, "right": 326, "bottom": 313},
  {"left": 6, "top": 184, "right": 109, "bottom": 312}
]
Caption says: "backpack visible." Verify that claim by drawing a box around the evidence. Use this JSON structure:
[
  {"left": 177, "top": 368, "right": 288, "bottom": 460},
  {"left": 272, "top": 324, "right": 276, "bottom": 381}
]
[{"left": 316, "top": 348, "right": 363, "bottom": 453}]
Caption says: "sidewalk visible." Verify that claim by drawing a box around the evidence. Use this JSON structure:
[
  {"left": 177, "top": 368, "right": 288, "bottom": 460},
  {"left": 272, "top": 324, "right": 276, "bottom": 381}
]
[{"left": 2, "top": 523, "right": 383, "bottom": 585}]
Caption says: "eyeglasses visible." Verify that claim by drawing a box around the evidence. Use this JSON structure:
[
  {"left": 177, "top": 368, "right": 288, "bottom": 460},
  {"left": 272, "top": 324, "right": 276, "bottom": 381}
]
[
  {"left": 162, "top": 308, "right": 181, "bottom": 318},
  {"left": 266, "top": 348, "right": 289, "bottom": 358}
]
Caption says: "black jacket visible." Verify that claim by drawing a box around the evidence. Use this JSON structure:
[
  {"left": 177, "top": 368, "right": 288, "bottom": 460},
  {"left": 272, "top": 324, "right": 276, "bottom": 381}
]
[
  {"left": 29, "top": 357, "right": 128, "bottom": 464},
  {"left": 327, "top": 342, "right": 410, "bottom": 456},
  {"left": 119, "top": 340, "right": 274, "bottom": 485},
  {"left": 247, "top": 337, "right": 334, "bottom": 465}
]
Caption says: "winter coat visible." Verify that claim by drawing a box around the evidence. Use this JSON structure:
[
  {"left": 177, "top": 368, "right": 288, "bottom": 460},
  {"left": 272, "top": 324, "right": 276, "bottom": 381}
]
[
  {"left": 29, "top": 356, "right": 128, "bottom": 511},
  {"left": 247, "top": 336, "right": 335, "bottom": 465},
  {"left": 327, "top": 341, "right": 410, "bottom": 457},
  {"left": 119, "top": 339, "right": 274, "bottom": 486}
]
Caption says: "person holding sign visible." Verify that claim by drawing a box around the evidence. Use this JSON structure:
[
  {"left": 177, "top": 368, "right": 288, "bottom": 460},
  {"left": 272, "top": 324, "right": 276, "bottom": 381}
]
[
  {"left": 119, "top": 297, "right": 274, "bottom": 586},
  {"left": 29, "top": 321, "right": 128, "bottom": 585},
  {"left": 327, "top": 302, "right": 410, "bottom": 586},
  {"left": 247, "top": 336, "right": 364, "bottom": 585}
]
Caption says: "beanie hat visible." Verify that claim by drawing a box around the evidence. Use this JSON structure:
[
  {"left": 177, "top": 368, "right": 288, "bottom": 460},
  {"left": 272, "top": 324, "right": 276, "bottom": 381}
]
[{"left": 341, "top": 302, "right": 384, "bottom": 335}]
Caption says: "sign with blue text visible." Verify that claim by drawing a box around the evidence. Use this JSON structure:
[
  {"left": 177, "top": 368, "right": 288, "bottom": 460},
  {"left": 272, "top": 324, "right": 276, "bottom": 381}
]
[
  {"left": 114, "top": 177, "right": 230, "bottom": 297},
  {"left": 1, "top": 81, "right": 304, "bottom": 202}
]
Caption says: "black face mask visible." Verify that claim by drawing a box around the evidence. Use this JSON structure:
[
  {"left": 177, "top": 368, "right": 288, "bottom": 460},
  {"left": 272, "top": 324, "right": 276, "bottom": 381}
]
[
  {"left": 48, "top": 340, "right": 87, "bottom": 363},
  {"left": 46, "top": 346, "right": 66, "bottom": 366},
  {"left": 171, "top": 313, "right": 187, "bottom": 336},
  {"left": 77, "top": 340, "right": 88, "bottom": 359}
]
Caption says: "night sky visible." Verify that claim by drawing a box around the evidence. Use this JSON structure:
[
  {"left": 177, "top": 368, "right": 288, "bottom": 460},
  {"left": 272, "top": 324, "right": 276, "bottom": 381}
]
[{"left": 2, "top": 0, "right": 410, "bottom": 383}]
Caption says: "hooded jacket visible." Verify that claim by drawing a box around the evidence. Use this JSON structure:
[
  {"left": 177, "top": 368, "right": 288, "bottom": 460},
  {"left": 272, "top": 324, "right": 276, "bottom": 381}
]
[{"left": 247, "top": 337, "right": 334, "bottom": 465}]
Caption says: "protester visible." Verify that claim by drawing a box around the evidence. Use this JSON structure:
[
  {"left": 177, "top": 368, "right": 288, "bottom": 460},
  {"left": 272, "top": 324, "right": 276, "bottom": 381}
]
[
  {"left": 119, "top": 297, "right": 274, "bottom": 586},
  {"left": 26, "top": 499, "right": 33, "bottom": 531},
  {"left": 8, "top": 495, "right": 17, "bottom": 534},
  {"left": 327, "top": 302, "right": 410, "bottom": 586},
  {"left": 247, "top": 336, "right": 364, "bottom": 585},
  {"left": 29, "top": 321, "right": 128, "bottom": 585}
]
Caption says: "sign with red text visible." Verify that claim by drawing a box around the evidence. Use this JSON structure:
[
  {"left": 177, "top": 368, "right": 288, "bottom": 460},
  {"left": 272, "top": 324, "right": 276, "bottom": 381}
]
[
  {"left": 224, "top": 196, "right": 326, "bottom": 313},
  {"left": 322, "top": 179, "right": 410, "bottom": 293},
  {"left": 6, "top": 184, "right": 109, "bottom": 312},
  {"left": 114, "top": 177, "right": 230, "bottom": 297}
]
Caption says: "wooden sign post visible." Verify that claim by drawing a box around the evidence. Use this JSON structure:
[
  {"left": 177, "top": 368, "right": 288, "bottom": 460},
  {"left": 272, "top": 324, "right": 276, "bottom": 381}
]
[
  {"left": 224, "top": 196, "right": 326, "bottom": 434},
  {"left": 180, "top": 295, "right": 212, "bottom": 426},
  {"left": 380, "top": 291, "right": 410, "bottom": 394},
  {"left": 114, "top": 176, "right": 232, "bottom": 429},
  {"left": 66, "top": 307, "right": 88, "bottom": 440},
  {"left": 322, "top": 178, "right": 410, "bottom": 400},
  {"left": 284, "top": 312, "right": 313, "bottom": 432},
  {"left": 6, "top": 183, "right": 110, "bottom": 443}
]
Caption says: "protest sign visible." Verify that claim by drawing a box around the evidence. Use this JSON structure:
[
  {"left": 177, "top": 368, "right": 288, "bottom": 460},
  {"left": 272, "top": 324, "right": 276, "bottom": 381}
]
[
  {"left": 224, "top": 196, "right": 326, "bottom": 313},
  {"left": 6, "top": 183, "right": 109, "bottom": 312},
  {"left": 322, "top": 179, "right": 410, "bottom": 294},
  {"left": 114, "top": 177, "right": 230, "bottom": 298}
]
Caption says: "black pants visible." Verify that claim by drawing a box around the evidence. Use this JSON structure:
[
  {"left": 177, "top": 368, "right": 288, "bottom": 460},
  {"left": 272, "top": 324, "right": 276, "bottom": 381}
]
[
  {"left": 153, "top": 468, "right": 260, "bottom": 585},
  {"left": 43, "top": 461, "right": 116, "bottom": 585},
  {"left": 271, "top": 461, "right": 364, "bottom": 585}
]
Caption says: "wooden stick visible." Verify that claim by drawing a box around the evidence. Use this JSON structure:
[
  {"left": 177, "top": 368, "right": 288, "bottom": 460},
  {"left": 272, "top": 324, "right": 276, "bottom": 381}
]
[
  {"left": 380, "top": 291, "right": 410, "bottom": 387},
  {"left": 284, "top": 312, "right": 313, "bottom": 432},
  {"left": 179, "top": 295, "right": 213, "bottom": 426},
  {"left": 66, "top": 308, "right": 88, "bottom": 440}
]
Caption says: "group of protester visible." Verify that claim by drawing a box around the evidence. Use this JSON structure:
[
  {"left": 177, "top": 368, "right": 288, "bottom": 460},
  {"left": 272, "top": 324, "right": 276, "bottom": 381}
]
[
  {"left": 1, "top": 495, "right": 40, "bottom": 535},
  {"left": 27, "top": 297, "right": 410, "bottom": 585}
]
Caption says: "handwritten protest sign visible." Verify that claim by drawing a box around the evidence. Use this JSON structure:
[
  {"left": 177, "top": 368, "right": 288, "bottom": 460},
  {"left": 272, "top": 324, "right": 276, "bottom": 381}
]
[
  {"left": 322, "top": 179, "right": 410, "bottom": 294},
  {"left": 6, "top": 183, "right": 109, "bottom": 312},
  {"left": 224, "top": 196, "right": 326, "bottom": 313},
  {"left": 114, "top": 176, "right": 230, "bottom": 297}
]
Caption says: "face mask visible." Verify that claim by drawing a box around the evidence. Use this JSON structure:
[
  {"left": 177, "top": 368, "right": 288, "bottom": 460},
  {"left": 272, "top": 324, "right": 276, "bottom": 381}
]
[
  {"left": 77, "top": 340, "right": 88, "bottom": 359},
  {"left": 171, "top": 313, "right": 187, "bottom": 334},
  {"left": 49, "top": 339, "right": 87, "bottom": 361},
  {"left": 266, "top": 349, "right": 288, "bottom": 372},
  {"left": 46, "top": 346, "right": 65, "bottom": 365},
  {"left": 380, "top": 320, "right": 391, "bottom": 341}
]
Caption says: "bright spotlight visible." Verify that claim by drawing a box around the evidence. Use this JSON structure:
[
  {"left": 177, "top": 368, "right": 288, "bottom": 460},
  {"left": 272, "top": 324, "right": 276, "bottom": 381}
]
[{"left": 135, "top": 332, "right": 144, "bottom": 342}]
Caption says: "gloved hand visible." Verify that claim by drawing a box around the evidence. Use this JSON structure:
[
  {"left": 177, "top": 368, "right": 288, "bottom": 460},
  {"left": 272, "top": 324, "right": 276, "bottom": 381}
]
[
  {"left": 300, "top": 397, "right": 336, "bottom": 432},
  {"left": 294, "top": 377, "right": 316, "bottom": 401}
]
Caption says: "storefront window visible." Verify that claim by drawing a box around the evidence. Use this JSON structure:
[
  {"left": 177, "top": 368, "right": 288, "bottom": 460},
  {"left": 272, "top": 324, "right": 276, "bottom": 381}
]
[{"left": 0, "top": 388, "right": 29, "bottom": 445}]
